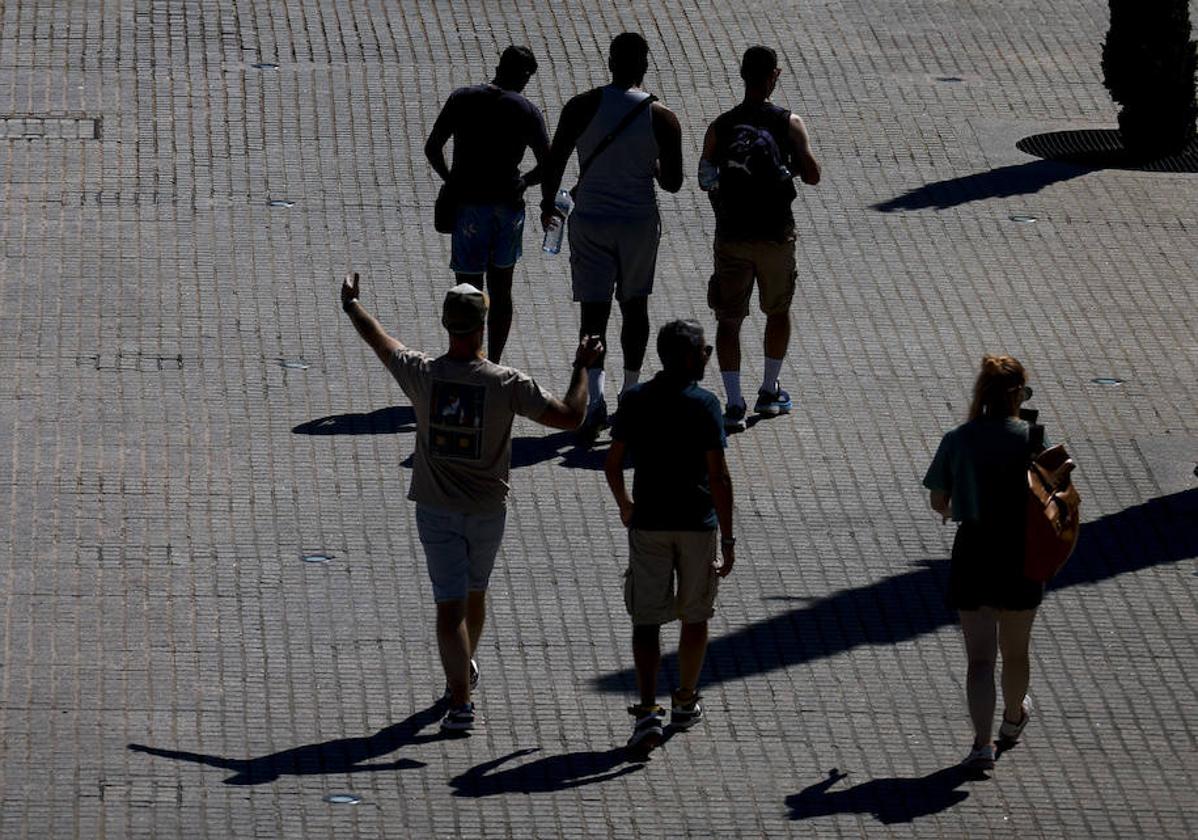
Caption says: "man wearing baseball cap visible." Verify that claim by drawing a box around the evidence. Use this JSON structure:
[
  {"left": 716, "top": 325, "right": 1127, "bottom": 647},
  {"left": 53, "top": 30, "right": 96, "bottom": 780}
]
[{"left": 341, "top": 273, "right": 602, "bottom": 732}]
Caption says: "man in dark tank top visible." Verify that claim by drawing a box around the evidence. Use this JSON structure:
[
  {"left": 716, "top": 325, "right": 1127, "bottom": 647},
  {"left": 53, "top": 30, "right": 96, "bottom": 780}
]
[{"left": 698, "top": 46, "right": 821, "bottom": 433}]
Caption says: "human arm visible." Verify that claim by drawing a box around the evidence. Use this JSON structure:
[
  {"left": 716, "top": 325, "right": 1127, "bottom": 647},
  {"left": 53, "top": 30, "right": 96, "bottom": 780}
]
[
  {"left": 929, "top": 490, "right": 951, "bottom": 523},
  {"left": 706, "top": 449, "right": 736, "bottom": 576},
  {"left": 539, "top": 90, "right": 601, "bottom": 230},
  {"left": 340, "top": 273, "right": 404, "bottom": 366},
  {"left": 533, "top": 336, "right": 605, "bottom": 430},
  {"left": 788, "top": 113, "right": 820, "bottom": 185},
  {"left": 697, "top": 122, "right": 719, "bottom": 191},
  {"left": 651, "top": 101, "right": 684, "bottom": 193},
  {"left": 604, "top": 439, "right": 634, "bottom": 526},
  {"left": 519, "top": 107, "right": 552, "bottom": 190},
  {"left": 423, "top": 98, "right": 455, "bottom": 184}
]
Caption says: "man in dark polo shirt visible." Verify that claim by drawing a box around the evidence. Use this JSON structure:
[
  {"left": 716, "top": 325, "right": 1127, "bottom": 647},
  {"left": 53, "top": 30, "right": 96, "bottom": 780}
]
[
  {"left": 603, "top": 319, "right": 736, "bottom": 753},
  {"left": 425, "top": 45, "right": 551, "bottom": 363}
]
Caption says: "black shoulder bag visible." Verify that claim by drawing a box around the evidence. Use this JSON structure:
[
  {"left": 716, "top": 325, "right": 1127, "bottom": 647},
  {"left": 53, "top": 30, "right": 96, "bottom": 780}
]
[{"left": 569, "top": 94, "right": 658, "bottom": 198}]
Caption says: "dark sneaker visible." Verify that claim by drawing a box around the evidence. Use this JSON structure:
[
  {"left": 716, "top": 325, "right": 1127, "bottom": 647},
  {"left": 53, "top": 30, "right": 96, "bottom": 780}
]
[
  {"left": 576, "top": 399, "right": 609, "bottom": 447},
  {"left": 440, "top": 702, "right": 476, "bottom": 733},
  {"left": 440, "top": 658, "right": 479, "bottom": 703},
  {"left": 754, "top": 382, "right": 793, "bottom": 416},
  {"left": 723, "top": 402, "right": 747, "bottom": 433},
  {"left": 670, "top": 691, "right": 704, "bottom": 729},
  {"left": 962, "top": 742, "right": 995, "bottom": 771},
  {"left": 626, "top": 704, "right": 665, "bottom": 751}
]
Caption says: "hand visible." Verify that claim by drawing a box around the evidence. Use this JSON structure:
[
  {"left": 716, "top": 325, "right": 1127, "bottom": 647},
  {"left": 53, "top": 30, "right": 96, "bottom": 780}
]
[
  {"left": 716, "top": 541, "right": 736, "bottom": 577},
  {"left": 541, "top": 209, "right": 564, "bottom": 233},
  {"left": 341, "top": 272, "right": 360, "bottom": 311},
  {"left": 617, "top": 499, "right": 634, "bottom": 527},
  {"left": 575, "top": 335, "right": 604, "bottom": 368}
]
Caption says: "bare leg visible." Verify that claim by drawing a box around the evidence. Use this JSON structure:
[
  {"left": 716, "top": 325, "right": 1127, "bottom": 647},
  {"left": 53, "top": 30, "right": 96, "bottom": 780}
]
[
  {"left": 465, "top": 590, "right": 487, "bottom": 657},
  {"left": 763, "top": 310, "right": 791, "bottom": 360},
  {"left": 998, "top": 608, "right": 1037, "bottom": 722},
  {"left": 632, "top": 623, "right": 662, "bottom": 708},
  {"left": 618, "top": 296, "right": 650, "bottom": 374},
  {"left": 436, "top": 600, "right": 472, "bottom": 706},
  {"left": 677, "top": 620, "right": 709, "bottom": 699},
  {"left": 716, "top": 317, "right": 744, "bottom": 375},
  {"left": 483, "top": 264, "right": 514, "bottom": 363},
  {"left": 959, "top": 608, "right": 999, "bottom": 748}
]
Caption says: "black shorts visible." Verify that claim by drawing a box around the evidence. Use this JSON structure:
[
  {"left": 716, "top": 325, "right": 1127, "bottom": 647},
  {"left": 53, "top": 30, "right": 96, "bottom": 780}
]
[{"left": 948, "top": 521, "right": 1044, "bottom": 611}]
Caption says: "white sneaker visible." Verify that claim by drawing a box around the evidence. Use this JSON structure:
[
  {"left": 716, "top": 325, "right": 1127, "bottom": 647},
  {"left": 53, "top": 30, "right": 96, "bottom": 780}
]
[{"left": 999, "top": 696, "right": 1032, "bottom": 742}]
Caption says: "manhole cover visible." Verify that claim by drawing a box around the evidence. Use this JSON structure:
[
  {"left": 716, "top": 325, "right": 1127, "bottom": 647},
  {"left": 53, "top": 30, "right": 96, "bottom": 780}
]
[
  {"left": 1009, "top": 214, "right": 1038, "bottom": 223},
  {"left": 279, "top": 359, "right": 308, "bottom": 370},
  {"left": 1090, "top": 377, "right": 1124, "bottom": 386},
  {"left": 268, "top": 199, "right": 294, "bottom": 208},
  {"left": 323, "top": 793, "right": 360, "bottom": 805},
  {"left": 1017, "top": 129, "right": 1198, "bottom": 173},
  {"left": 301, "top": 553, "right": 334, "bottom": 564},
  {"left": 252, "top": 62, "right": 279, "bottom": 70}
]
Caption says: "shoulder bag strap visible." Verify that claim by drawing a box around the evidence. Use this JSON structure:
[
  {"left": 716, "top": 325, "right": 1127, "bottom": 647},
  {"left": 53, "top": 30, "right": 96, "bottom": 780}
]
[{"left": 573, "top": 94, "right": 658, "bottom": 193}]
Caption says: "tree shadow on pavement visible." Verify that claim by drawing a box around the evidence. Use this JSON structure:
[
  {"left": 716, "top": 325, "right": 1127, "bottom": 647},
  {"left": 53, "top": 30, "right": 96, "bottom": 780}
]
[
  {"left": 592, "top": 488, "right": 1197, "bottom": 693},
  {"left": 292, "top": 406, "right": 416, "bottom": 435},
  {"left": 786, "top": 766, "right": 978, "bottom": 824},
  {"left": 872, "top": 160, "right": 1091, "bottom": 212},
  {"left": 448, "top": 746, "right": 644, "bottom": 797},
  {"left": 127, "top": 703, "right": 445, "bottom": 785}
]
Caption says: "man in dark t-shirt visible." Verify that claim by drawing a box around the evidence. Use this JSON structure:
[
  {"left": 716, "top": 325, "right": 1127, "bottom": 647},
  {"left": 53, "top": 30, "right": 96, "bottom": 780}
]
[
  {"left": 604, "top": 320, "right": 737, "bottom": 754},
  {"left": 425, "top": 46, "right": 551, "bottom": 363},
  {"left": 698, "top": 45, "right": 821, "bottom": 433}
]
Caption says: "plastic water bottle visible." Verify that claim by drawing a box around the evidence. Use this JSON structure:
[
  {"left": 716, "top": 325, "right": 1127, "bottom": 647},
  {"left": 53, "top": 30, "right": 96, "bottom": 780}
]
[{"left": 542, "top": 189, "right": 574, "bottom": 255}]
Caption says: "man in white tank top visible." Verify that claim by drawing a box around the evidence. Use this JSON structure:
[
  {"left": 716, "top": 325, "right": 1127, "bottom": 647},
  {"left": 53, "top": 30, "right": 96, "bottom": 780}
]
[{"left": 540, "top": 33, "right": 684, "bottom": 444}]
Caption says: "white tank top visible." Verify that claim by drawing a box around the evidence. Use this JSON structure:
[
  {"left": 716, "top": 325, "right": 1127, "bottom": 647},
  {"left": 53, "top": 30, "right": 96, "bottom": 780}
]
[{"left": 573, "top": 86, "right": 659, "bottom": 220}]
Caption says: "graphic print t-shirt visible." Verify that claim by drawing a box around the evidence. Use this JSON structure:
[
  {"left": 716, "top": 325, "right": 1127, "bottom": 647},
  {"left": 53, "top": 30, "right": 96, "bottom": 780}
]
[{"left": 387, "top": 350, "right": 553, "bottom": 513}]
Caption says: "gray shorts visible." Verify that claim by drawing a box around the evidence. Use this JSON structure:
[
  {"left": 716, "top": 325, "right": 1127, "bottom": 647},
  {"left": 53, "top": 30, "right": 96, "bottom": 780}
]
[
  {"left": 415, "top": 504, "right": 507, "bottom": 603},
  {"left": 624, "top": 529, "right": 720, "bottom": 625},
  {"left": 567, "top": 212, "right": 661, "bottom": 303}
]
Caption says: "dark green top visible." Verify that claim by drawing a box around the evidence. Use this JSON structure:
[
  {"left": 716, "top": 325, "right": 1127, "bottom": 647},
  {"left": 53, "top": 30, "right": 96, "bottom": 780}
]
[{"left": 923, "top": 417, "right": 1031, "bottom": 523}]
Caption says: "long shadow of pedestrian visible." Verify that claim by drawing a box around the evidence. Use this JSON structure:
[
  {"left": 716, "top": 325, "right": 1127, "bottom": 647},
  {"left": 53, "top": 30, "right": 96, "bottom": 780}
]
[
  {"left": 593, "top": 488, "right": 1197, "bottom": 693},
  {"left": 448, "top": 746, "right": 643, "bottom": 797},
  {"left": 786, "top": 766, "right": 976, "bottom": 824},
  {"left": 872, "top": 160, "right": 1091, "bottom": 212},
  {"left": 127, "top": 703, "right": 445, "bottom": 785},
  {"left": 292, "top": 406, "right": 416, "bottom": 435}
]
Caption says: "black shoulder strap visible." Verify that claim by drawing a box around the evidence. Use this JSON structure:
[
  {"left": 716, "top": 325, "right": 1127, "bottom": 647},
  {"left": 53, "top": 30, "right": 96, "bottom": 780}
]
[{"left": 574, "top": 94, "right": 658, "bottom": 191}]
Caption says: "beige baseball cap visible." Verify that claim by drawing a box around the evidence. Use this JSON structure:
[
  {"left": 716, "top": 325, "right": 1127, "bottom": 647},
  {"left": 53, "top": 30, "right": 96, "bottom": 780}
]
[{"left": 442, "top": 283, "right": 489, "bottom": 334}]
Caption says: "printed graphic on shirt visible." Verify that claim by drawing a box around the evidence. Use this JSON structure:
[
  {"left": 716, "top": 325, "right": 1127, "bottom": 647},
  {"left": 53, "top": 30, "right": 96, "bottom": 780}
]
[{"left": 429, "top": 380, "right": 486, "bottom": 460}]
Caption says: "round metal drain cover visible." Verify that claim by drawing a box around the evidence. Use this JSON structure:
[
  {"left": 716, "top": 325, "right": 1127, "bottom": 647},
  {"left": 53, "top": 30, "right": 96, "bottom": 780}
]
[
  {"left": 302, "top": 553, "right": 334, "bottom": 564},
  {"left": 323, "top": 793, "right": 360, "bottom": 805},
  {"left": 269, "top": 199, "right": 294, "bottom": 208},
  {"left": 1090, "top": 377, "right": 1124, "bottom": 386},
  {"left": 252, "top": 62, "right": 279, "bottom": 70},
  {"left": 1009, "top": 214, "right": 1038, "bottom": 224},
  {"left": 1017, "top": 129, "right": 1198, "bottom": 173},
  {"left": 279, "top": 359, "right": 308, "bottom": 370}
]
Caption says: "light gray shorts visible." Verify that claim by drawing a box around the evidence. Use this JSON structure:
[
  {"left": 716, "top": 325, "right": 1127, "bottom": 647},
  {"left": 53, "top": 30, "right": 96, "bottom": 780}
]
[
  {"left": 415, "top": 504, "right": 507, "bottom": 603},
  {"left": 567, "top": 211, "right": 661, "bottom": 303}
]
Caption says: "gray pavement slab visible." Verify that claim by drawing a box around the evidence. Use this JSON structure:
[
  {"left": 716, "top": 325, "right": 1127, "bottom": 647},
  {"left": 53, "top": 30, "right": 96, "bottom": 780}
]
[{"left": 1, "top": 1, "right": 1196, "bottom": 838}]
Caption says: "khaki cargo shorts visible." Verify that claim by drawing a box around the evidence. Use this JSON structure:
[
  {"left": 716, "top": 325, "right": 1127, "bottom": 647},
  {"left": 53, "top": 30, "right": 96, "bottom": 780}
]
[
  {"left": 624, "top": 529, "right": 720, "bottom": 625},
  {"left": 707, "top": 234, "right": 797, "bottom": 319}
]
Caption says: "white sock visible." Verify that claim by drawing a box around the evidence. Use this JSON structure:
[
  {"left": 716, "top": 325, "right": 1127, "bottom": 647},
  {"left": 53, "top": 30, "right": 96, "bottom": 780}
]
[
  {"left": 620, "top": 369, "right": 640, "bottom": 397},
  {"left": 721, "top": 371, "right": 744, "bottom": 408},
  {"left": 761, "top": 357, "right": 784, "bottom": 394},
  {"left": 588, "top": 367, "right": 606, "bottom": 409}
]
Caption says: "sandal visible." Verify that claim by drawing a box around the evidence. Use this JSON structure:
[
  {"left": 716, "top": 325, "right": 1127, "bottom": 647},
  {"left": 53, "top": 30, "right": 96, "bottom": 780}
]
[{"left": 998, "top": 696, "right": 1032, "bottom": 743}]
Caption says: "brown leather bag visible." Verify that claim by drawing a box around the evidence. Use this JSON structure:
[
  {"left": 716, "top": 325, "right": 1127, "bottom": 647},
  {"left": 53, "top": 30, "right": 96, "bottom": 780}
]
[{"left": 1024, "top": 444, "right": 1081, "bottom": 581}]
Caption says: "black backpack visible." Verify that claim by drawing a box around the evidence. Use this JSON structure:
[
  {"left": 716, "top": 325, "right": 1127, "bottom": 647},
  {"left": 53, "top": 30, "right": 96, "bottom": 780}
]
[{"left": 716, "top": 123, "right": 793, "bottom": 213}]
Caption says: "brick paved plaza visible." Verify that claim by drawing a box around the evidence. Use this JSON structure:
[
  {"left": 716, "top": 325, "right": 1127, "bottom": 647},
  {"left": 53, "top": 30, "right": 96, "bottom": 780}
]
[{"left": 1, "top": 1, "right": 1196, "bottom": 837}]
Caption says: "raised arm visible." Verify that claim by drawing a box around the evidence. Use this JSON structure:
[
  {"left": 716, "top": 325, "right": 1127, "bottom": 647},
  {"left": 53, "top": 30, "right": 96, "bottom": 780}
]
[
  {"left": 706, "top": 448, "right": 736, "bottom": 576},
  {"left": 788, "top": 113, "right": 821, "bottom": 185},
  {"left": 340, "top": 273, "right": 404, "bottom": 366},
  {"left": 535, "top": 336, "right": 605, "bottom": 430},
  {"left": 539, "top": 89, "right": 601, "bottom": 229},
  {"left": 651, "top": 101, "right": 684, "bottom": 193}
]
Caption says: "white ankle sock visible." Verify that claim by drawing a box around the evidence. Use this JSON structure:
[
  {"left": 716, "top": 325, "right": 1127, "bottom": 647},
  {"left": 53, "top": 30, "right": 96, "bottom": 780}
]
[
  {"left": 721, "top": 371, "right": 744, "bottom": 408},
  {"left": 620, "top": 369, "right": 640, "bottom": 397},
  {"left": 588, "top": 368, "right": 606, "bottom": 409},
  {"left": 761, "top": 358, "right": 784, "bottom": 394}
]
